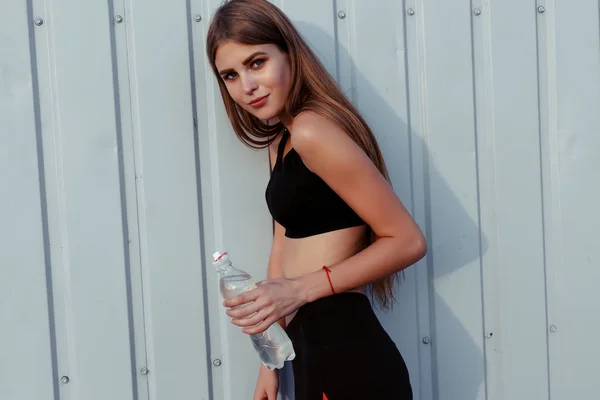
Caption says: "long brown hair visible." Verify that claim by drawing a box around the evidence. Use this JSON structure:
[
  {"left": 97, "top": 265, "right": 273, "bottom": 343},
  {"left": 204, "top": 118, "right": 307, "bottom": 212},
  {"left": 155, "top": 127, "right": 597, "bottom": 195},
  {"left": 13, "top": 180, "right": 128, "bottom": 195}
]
[{"left": 206, "top": 0, "right": 399, "bottom": 309}]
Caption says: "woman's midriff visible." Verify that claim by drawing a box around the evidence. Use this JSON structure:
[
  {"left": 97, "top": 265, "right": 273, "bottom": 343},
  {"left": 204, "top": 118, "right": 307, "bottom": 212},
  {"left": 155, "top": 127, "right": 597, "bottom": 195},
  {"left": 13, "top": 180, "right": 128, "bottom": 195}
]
[{"left": 282, "top": 225, "right": 368, "bottom": 325}]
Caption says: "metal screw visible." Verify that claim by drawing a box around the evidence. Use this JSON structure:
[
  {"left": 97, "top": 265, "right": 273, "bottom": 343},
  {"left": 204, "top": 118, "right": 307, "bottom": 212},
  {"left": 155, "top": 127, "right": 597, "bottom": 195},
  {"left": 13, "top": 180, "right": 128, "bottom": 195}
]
[
  {"left": 338, "top": 11, "right": 346, "bottom": 19},
  {"left": 140, "top": 367, "right": 149, "bottom": 375},
  {"left": 407, "top": 8, "right": 415, "bottom": 16},
  {"left": 537, "top": 6, "right": 545, "bottom": 13},
  {"left": 213, "top": 358, "right": 222, "bottom": 367},
  {"left": 34, "top": 17, "right": 44, "bottom": 26},
  {"left": 114, "top": 15, "right": 124, "bottom": 24},
  {"left": 473, "top": 8, "right": 482, "bottom": 16},
  {"left": 485, "top": 332, "right": 493, "bottom": 339},
  {"left": 60, "top": 376, "right": 70, "bottom": 384},
  {"left": 193, "top": 14, "right": 202, "bottom": 22},
  {"left": 549, "top": 325, "right": 557, "bottom": 333},
  {"left": 422, "top": 336, "right": 430, "bottom": 345}
]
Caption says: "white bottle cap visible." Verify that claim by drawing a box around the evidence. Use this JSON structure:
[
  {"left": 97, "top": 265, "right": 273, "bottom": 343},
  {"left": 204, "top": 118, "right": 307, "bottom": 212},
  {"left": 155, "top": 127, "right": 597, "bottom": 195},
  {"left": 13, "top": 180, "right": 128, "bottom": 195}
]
[{"left": 212, "top": 251, "right": 228, "bottom": 262}]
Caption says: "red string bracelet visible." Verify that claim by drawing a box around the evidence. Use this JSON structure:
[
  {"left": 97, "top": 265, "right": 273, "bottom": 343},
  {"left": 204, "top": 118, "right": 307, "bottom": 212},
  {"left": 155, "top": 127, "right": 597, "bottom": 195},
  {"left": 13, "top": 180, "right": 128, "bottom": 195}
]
[{"left": 322, "top": 266, "right": 336, "bottom": 295}]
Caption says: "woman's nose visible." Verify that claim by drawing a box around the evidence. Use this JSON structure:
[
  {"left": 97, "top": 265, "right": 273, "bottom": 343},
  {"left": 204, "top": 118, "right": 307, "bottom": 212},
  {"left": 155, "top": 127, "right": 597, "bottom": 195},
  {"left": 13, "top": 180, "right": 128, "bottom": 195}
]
[{"left": 241, "top": 75, "right": 258, "bottom": 95}]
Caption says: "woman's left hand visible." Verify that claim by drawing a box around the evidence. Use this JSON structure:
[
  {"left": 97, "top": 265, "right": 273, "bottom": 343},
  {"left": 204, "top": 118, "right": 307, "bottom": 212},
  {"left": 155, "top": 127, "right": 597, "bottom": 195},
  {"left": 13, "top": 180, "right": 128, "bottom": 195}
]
[{"left": 224, "top": 277, "right": 307, "bottom": 335}]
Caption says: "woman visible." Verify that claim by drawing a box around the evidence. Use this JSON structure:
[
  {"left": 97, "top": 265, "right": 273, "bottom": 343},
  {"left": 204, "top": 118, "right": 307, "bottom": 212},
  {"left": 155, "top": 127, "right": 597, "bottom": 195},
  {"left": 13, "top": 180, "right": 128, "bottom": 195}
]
[{"left": 206, "top": 1, "right": 426, "bottom": 399}]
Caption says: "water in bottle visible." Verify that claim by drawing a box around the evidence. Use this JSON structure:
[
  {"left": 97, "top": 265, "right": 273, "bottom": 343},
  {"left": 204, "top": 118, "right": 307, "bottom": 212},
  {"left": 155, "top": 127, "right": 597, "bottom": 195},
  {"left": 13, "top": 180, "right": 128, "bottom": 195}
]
[{"left": 213, "top": 251, "right": 296, "bottom": 370}]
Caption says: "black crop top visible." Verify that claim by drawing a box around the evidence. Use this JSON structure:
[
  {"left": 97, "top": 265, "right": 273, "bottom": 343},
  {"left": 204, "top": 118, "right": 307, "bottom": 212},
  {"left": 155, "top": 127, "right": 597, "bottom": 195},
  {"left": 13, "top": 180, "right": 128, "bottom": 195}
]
[{"left": 265, "top": 129, "right": 365, "bottom": 238}]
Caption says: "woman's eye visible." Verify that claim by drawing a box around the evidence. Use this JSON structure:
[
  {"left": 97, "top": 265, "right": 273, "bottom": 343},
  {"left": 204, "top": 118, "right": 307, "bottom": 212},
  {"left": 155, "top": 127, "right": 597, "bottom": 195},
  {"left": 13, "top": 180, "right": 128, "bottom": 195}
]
[
  {"left": 224, "top": 72, "right": 238, "bottom": 80},
  {"left": 252, "top": 59, "right": 265, "bottom": 68}
]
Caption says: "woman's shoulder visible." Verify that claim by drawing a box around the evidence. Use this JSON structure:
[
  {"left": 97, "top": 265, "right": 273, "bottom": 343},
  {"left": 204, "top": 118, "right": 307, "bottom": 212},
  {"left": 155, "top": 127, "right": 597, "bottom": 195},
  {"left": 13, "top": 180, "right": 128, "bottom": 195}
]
[{"left": 291, "top": 111, "right": 353, "bottom": 154}]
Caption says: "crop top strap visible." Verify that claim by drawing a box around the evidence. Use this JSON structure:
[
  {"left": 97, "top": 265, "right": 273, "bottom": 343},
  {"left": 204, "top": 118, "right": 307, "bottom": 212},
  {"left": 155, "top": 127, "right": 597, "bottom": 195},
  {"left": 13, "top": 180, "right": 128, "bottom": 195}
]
[{"left": 276, "top": 129, "right": 290, "bottom": 165}]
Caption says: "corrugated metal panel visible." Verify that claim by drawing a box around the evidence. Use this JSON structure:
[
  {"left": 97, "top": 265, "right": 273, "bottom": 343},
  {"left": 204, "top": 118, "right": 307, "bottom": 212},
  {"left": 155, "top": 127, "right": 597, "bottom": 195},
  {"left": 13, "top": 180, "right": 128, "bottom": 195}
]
[
  {"left": 544, "top": 1, "right": 600, "bottom": 397},
  {"left": 0, "top": 3, "right": 57, "bottom": 400},
  {"left": 475, "top": 3, "right": 549, "bottom": 399},
  {"left": 1, "top": 1, "right": 599, "bottom": 400},
  {"left": 9, "top": 1, "right": 139, "bottom": 399},
  {"left": 117, "top": 0, "right": 211, "bottom": 398}
]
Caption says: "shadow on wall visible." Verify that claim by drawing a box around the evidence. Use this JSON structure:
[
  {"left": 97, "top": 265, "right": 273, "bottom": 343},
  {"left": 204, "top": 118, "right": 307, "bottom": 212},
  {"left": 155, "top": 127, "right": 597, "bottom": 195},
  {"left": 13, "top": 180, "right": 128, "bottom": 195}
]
[{"left": 275, "top": 22, "right": 490, "bottom": 400}]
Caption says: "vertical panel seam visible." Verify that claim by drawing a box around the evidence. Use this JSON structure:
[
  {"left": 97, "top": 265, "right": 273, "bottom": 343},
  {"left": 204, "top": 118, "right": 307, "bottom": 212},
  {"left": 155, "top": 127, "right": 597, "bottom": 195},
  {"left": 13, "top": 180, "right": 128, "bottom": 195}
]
[
  {"left": 106, "top": 0, "right": 140, "bottom": 398},
  {"left": 469, "top": 0, "right": 490, "bottom": 399},
  {"left": 186, "top": 0, "right": 215, "bottom": 397},
  {"left": 27, "top": 0, "right": 60, "bottom": 397},
  {"left": 536, "top": 1, "right": 560, "bottom": 399}
]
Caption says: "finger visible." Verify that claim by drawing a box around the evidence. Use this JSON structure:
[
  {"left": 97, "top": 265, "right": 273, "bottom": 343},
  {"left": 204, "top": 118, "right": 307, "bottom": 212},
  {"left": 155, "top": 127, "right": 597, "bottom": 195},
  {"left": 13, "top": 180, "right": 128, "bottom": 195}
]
[
  {"left": 226, "top": 300, "right": 262, "bottom": 319},
  {"left": 232, "top": 307, "right": 271, "bottom": 328},
  {"left": 267, "top": 386, "right": 278, "bottom": 400},
  {"left": 253, "top": 391, "right": 266, "bottom": 400},
  {"left": 252, "top": 386, "right": 262, "bottom": 400},
  {"left": 223, "top": 288, "right": 260, "bottom": 308},
  {"left": 243, "top": 316, "right": 277, "bottom": 335}
]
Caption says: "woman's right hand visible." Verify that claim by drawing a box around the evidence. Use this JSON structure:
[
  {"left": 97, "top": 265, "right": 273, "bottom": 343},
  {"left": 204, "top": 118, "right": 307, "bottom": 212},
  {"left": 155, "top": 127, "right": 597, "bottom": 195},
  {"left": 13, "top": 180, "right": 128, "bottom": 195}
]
[{"left": 253, "top": 364, "right": 279, "bottom": 400}]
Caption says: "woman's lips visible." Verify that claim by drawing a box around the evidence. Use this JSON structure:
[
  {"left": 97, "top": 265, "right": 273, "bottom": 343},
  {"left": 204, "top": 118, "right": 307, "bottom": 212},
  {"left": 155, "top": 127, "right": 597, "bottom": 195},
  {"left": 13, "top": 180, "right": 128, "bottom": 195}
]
[{"left": 248, "top": 94, "right": 269, "bottom": 108}]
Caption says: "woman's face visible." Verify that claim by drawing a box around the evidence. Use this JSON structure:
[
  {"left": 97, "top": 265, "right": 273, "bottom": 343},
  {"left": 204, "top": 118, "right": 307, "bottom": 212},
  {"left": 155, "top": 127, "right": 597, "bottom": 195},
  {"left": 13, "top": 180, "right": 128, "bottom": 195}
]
[{"left": 215, "top": 41, "right": 292, "bottom": 121}]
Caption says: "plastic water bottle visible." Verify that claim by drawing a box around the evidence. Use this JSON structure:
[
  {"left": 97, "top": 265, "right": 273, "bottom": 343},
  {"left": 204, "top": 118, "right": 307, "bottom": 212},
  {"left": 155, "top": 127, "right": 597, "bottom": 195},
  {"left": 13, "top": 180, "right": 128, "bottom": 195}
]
[{"left": 213, "top": 251, "right": 296, "bottom": 370}]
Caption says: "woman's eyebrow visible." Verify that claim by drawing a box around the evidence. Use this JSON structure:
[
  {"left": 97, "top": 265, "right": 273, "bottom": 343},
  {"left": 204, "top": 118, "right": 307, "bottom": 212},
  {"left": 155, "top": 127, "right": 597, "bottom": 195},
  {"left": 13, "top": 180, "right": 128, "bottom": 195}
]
[{"left": 218, "top": 51, "right": 268, "bottom": 75}]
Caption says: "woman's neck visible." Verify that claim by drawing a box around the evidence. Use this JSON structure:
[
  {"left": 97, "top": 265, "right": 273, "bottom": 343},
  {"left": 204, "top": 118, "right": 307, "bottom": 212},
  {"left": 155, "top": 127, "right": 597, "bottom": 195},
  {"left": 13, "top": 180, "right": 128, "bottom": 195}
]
[{"left": 276, "top": 111, "right": 294, "bottom": 130}]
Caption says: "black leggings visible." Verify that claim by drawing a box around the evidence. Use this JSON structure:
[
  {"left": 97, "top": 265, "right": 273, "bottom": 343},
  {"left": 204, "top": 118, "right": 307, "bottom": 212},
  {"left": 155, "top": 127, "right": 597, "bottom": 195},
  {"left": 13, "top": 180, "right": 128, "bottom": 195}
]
[{"left": 285, "top": 292, "right": 413, "bottom": 400}]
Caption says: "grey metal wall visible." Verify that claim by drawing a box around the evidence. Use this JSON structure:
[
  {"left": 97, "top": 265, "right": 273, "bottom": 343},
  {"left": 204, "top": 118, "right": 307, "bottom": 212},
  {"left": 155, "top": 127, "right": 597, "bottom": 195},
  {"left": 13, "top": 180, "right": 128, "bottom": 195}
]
[{"left": 1, "top": 1, "right": 599, "bottom": 400}]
